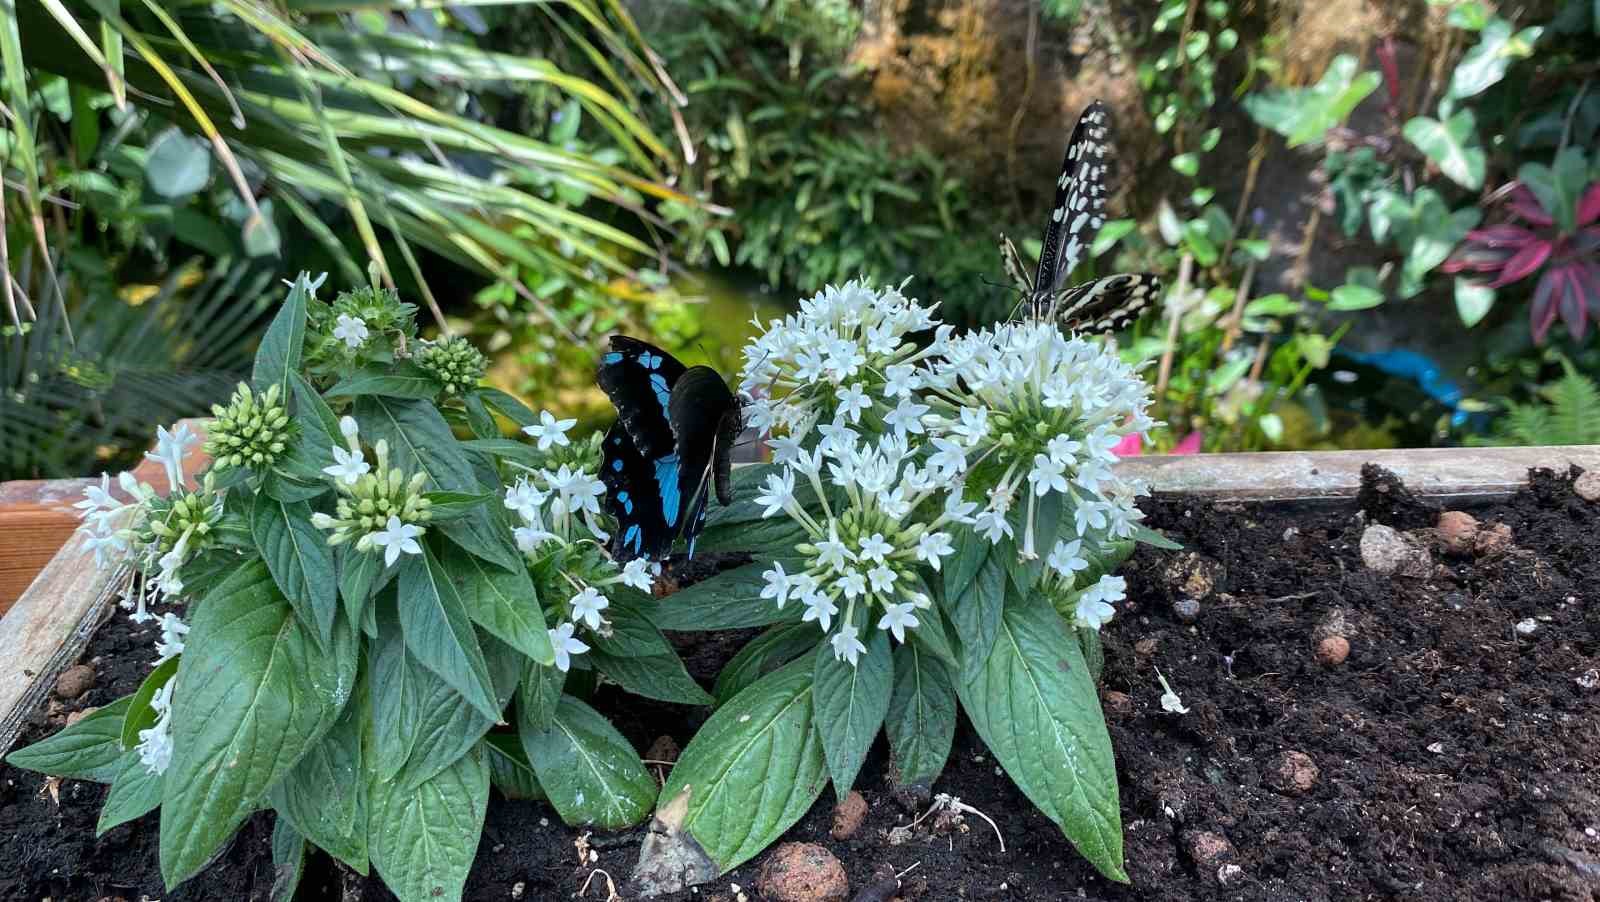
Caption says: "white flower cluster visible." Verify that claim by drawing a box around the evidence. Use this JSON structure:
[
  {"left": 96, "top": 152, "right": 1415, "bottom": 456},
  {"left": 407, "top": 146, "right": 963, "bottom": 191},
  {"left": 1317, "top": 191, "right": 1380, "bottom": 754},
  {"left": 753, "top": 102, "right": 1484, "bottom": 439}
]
[
  {"left": 501, "top": 412, "right": 655, "bottom": 672},
  {"left": 136, "top": 680, "right": 176, "bottom": 775},
  {"left": 741, "top": 283, "right": 1156, "bottom": 663},
  {"left": 739, "top": 278, "right": 951, "bottom": 442}
]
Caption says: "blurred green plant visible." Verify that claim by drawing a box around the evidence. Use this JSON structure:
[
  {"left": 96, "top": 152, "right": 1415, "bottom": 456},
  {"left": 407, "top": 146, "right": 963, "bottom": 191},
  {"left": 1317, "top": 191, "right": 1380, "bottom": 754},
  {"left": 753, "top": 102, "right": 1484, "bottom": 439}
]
[{"left": 1467, "top": 358, "right": 1600, "bottom": 446}]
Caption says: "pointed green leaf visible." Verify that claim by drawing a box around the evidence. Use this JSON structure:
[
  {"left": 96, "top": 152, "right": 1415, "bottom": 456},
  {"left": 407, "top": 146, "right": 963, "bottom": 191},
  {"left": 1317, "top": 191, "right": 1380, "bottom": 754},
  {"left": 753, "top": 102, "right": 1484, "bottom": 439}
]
[
  {"left": 941, "top": 534, "right": 1006, "bottom": 684},
  {"left": 270, "top": 683, "right": 369, "bottom": 874},
  {"left": 649, "top": 559, "right": 807, "bottom": 630},
  {"left": 658, "top": 659, "right": 827, "bottom": 873},
  {"left": 252, "top": 274, "right": 311, "bottom": 396},
  {"left": 484, "top": 733, "right": 544, "bottom": 801},
  {"left": 160, "top": 561, "right": 357, "bottom": 887},
  {"left": 812, "top": 628, "right": 892, "bottom": 800},
  {"left": 397, "top": 545, "right": 501, "bottom": 722},
  {"left": 885, "top": 645, "right": 956, "bottom": 788},
  {"left": 516, "top": 655, "right": 565, "bottom": 733},
  {"left": 520, "top": 695, "right": 654, "bottom": 829},
  {"left": 1447, "top": 19, "right": 1544, "bottom": 101},
  {"left": 1242, "top": 54, "right": 1381, "bottom": 147},
  {"left": 444, "top": 543, "right": 552, "bottom": 665},
  {"left": 1403, "top": 110, "right": 1485, "bottom": 189},
  {"left": 368, "top": 744, "right": 489, "bottom": 902},
  {"left": 958, "top": 591, "right": 1124, "bottom": 882},
  {"left": 251, "top": 494, "right": 339, "bottom": 647},
  {"left": 712, "top": 623, "right": 821, "bottom": 706},
  {"left": 1454, "top": 277, "right": 1497, "bottom": 327},
  {"left": 96, "top": 751, "right": 165, "bottom": 835},
  {"left": 271, "top": 817, "right": 307, "bottom": 902},
  {"left": 4, "top": 696, "right": 132, "bottom": 783}
]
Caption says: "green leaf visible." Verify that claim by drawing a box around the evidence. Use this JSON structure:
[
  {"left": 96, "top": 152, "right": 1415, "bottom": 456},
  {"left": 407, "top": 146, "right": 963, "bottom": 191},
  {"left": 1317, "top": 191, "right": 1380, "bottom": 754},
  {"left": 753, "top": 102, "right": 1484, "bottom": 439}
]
[
  {"left": 1454, "top": 277, "right": 1497, "bottom": 327},
  {"left": 251, "top": 494, "right": 339, "bottom": 648},
  {"left": 659, "top": 658, "right": 827, "bottom": 873},
  {"left": 1328, "top": 283, "right": 1386, "bottom": 311},
  {"left": 394, "top": 635, "right": 522, "bottom": 792},
  {"left": 144, "top": 127, "right": 210, "bottom": 199},
  {"left": 586, "top": 595, "right": 712, "bottom": 705},
  {"left": 368, "top": 744, "right": 488, "bottom": 902},
  {"left": 958, "top": 591, "right": 1124, "bottom": 882},
  {"left": 270, "top": 679, "right": 369, "bottom": 874},
  {"left": 368, "top": 601, "right": 420, "bottom": 777},
  {"left": 160, "top": 561, "right": 357, "bottom": 887},
  {"left": 812, "top": 627, "right": 892, "bottom": 800},
  {"left": 1519, "top": 147, "right": 1590, "bottom": 234},
  {"left": 444, "top": 544, "right": 552, "bottom": 665},
  {"left": 1447, "top": 1, "right": 1488, "bottom": 30},
  {"left": 940, "top": 533, "right": 1006, "bottom": 684},
  {"left": 276, "top": 373, "right": 340, "bottom": 482},
  {"left": 422, "top": 491, "right": 493, "bottom": 523},
  {"left": 713, "top": 623, "right": 821, "bottom": 706},
  {"left": 484, "top": 733, "right": 544, "bottom": 800},
  {"left": 120, "top": 655, "right": 180, "bottom": 750},
  {"left": 649, "top": 559, "right": 806, "bottom": 630},
  {"left": 271, "top": 817, "right": 307, "bottom": 902},
  {"left": 1130, "top": 525, "right": 1181, "bottom": 551},
  {"left": 1090, "top": 219, "right": 1137, "bottom": 257},
  {"left": 457, "top": 438, "right": 540, "bottom": 465},
  {"left": 1447, "top": 19, "right": 1543, "bottom": 101},
  {"left": 96, "top": 751, "right": 163, "bottom": 835},
  {"left": 338, "top": 547, "right": 388, "bottom": 634},
  {"left": 1170, "top": 153, "right": 1200, "bottom": 177},
  {"left": 473, "top": 388, "right": 539, "bottom": 429},
  {"left": 252, "top": 274, "right": 311, "bottom": 397},
  {"left": 5, "top": 696, "right": 132, "bottom": 782},
  {"left": 1242, "top": 54, "right": 1382, "bottom": 147},
  {"left": 884, "top": 644, "right": 956, "bottom": 788},
  {"left": 520, "top": 695, "right": 655, "bottom": 828},
  {"left": 1403, "top": 110, "right": 1485, "bottom": 189},
  {"left": 516, "top": 655, "right": 565, "bottom": 733},
  {"left": 325, "top": 367, "right": 441, "bottom": 400},
  {"left": 354, "top": 396, "right": 476, "bottom": 491},
  {"left": 397, "top": 545, "right": 502, "bottom": 722}
]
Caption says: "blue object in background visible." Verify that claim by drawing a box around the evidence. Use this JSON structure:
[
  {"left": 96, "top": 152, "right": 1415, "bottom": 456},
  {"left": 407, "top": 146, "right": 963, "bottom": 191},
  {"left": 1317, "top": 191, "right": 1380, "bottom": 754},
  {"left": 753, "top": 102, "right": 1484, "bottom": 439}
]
[{"left": 1338, "top": 348, "right": 1469, "bottom": 428}]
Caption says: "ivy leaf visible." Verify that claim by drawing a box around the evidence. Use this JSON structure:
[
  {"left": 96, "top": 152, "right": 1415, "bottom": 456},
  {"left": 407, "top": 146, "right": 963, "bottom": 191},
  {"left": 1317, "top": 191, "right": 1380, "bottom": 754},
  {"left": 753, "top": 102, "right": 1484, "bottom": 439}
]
[
  {"left": 4, "top": 696, "right": 132, "bottom": 783},
  {"left": 1403, "top": 109, "right": 1486, "bottom": 189},
  {"left": 1447, "top": 19, "right": 1544, "bottom": 101},
  {"left": 252, "top": 274, "right": 311, "bottom": 397},
  {"left": 160, "top": 561, "right": 357, "bottom": 887},
  {"left": 96, "top": 751, "right": 164, "bottom": 835},
  {"left": 1242, "top": 54, "right": 1381, "bottom": 147},
  {"left": 656, "top": 658, "right": 827, "bottom": 874},
  {"left": 397, "top": 544, "right": 502, "bottom": 722},
  {"left": 368, "top": 744, "right": 488, "bottom": 902},
  {"left": 812, "top": 628, "right": 893, "bottom": 800},
  {"left": 251, "top": 494, "right": 339, "bottom": 648},
  {"left": 957, "top": 590, "right": 1124, "bottom": 883},
  {"left": 884, "top": 644, "right": 956, "bottom": 788},
  {"left": 649, "top": 558, "right": 807, "bottom": 631},
  {"left": 520, "top": 695, "right": 655, "bottom": 829}
]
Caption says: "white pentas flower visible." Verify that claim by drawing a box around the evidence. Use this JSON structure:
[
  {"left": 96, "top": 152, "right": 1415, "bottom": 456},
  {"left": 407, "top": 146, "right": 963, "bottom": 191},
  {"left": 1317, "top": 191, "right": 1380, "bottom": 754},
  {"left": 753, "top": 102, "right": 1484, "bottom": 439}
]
[
  {"left": 332, "top": 313, "right": 370, "bottom": 350},
  {"left": 310, "top": 437, "right": 432, "bottom": 566},
  {"left": 548, "top": 622, "right": 589, "bottom": 673},
  {"left": 753, "top": 431, "right": 966, "bottom": 666},
  {"left": 740, "top": 279, "right": 950, "bottom": 441},
  {"left": 136, "top": 681, "right": 176, "bottom": 775},
  {"left": 922, "top": 321, "right": 1154, "bottom": 560},
  {"left": 154, "top": 612, "right": 189, "bottom": 664},
  {"left": 1073, "top": 574, "right": 1126, "bottom": 631},
  {"left": 523, "top": 410, "right": 576, "bottom": 451}
]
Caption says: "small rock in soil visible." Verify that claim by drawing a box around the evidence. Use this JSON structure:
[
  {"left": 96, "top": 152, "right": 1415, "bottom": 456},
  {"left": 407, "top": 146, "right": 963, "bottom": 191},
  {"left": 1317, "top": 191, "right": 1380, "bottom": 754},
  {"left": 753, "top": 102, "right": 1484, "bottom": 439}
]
[
  {"left": 1474, "top": 521, "right": 1513, "bottom": 556},
  {"left": 1270, "top": 751, "right": 1319, "bottom": 794},
  {"left": 1573, "top": 469, "right": 1600, "bottom": 502},
  {"left": 830, "top": 790, "right": 868, "bottom": 840},
  {"left": 1514, "top": 618, "right": 1539, "bottom": 637},
  {"left": 1359, "top": 524, "right": 1432, "bottom": 577},
  {"left": 54, "top": 664, "right": 95, "bottom": 700},
  {"left": 1315, "top": 635, "right": 1351, "bottom": 666},
  {"left": 1576, "top": 669, "right": 1599, "bottom": 690},
  {"left": 1435, "top": 511, "right": 1481, "bottom": 555},
  {"left": 1172, "top": 598, "right": 1202, "bottom": 623},
  {"left": 1100, "top": 689, "right": 1133, "bottom": 716},
  {"left": 1183, "top": 830, "right": 1236, "bottom": 869},
  {"left": 1164, "top": 552, "right": 1221, "bottom": 599},
  {"left": 758, "top": 842, "right": 849, "bottom": 902},
  {"left": 1134, "top": 637, "right": 1159, "bottom": 656},
  {"left": 64, "top": 705, "right": 98, "bottom": 727},
  {"left": 646, "top": 735, "right": 680, "bottom": 765}
]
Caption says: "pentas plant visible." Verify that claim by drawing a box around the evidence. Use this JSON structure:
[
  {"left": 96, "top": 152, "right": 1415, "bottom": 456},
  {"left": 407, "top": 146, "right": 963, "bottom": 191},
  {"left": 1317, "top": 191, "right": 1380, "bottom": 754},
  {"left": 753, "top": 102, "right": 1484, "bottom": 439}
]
[
  {"left": 5, "top": 273, "right": 700, "bottom": 902},
  {"left": 632, "top": 280, "right": 1172, "bottom": 893}
]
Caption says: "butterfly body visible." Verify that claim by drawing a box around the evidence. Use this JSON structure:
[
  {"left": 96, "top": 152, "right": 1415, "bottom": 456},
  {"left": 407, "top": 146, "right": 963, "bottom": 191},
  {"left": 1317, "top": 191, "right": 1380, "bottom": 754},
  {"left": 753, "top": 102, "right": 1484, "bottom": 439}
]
[
  {"left": 597, "top": 336, "right": 742, "bottom": 561},
  {"left": 1003, "top": 100, "right": 1162, "bottom": 334}
]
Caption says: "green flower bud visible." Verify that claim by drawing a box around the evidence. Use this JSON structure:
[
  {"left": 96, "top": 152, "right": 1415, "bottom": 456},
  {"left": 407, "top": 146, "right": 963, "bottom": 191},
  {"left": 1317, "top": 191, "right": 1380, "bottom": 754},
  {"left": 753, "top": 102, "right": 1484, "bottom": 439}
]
[
  {"left": 416, "top": 334, "right": 487, "bottom": 395},
  {"left": 204, "top": 381, "right": 297, "bottom": 473}
]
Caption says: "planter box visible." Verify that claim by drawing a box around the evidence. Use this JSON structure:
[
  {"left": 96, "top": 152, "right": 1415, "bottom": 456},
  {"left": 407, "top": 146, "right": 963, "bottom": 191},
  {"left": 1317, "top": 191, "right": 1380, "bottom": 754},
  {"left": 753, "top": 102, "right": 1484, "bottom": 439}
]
[{"left": 2, "top": 443, "right": 1597, "bottom": 901}]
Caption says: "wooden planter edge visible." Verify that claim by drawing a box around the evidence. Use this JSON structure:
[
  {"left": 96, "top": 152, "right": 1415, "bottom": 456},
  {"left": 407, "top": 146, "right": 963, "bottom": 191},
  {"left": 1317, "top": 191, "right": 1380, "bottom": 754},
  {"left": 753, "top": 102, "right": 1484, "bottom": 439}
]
[{"left": 2, "top": 441, "right": 1596, "bottom": 758}]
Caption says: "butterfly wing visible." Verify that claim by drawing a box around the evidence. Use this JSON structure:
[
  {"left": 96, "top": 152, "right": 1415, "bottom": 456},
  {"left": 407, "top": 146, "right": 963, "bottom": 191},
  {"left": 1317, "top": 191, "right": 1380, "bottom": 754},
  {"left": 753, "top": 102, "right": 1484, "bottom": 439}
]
[
  {"left": 668, "top": 366, "right": 742, "bottom": 557},
  {"left": 597, "top": 335, "right": 687, "bottom": 461},
  {"left": 1049, "top": 272, "right": 1163, "bottom": 335},
  {"left": 601, "top": 422, "right": 677, "bottom": 561},
  {"left": 1034, "top": 101, "right": 1115, "bottom": 298}
]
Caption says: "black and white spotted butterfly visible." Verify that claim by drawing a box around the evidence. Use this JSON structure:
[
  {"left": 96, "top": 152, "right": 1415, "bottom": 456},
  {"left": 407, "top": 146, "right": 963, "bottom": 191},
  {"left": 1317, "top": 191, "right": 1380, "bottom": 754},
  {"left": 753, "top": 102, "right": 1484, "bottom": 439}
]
[
  {"left": 596, "top": 336, "right": 744, "bottom": 562},
  {"left": 1000, "top": 100, "right": 1162, "bottom": 333}
]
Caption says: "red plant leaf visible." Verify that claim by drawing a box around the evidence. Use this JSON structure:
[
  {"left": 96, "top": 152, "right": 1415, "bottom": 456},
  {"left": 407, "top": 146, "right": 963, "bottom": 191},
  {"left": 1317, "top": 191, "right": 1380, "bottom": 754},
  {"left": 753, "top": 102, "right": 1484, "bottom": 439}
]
[
  {"left": 1530, "top": 270, "right": 1560, "bottom": 344},
  {"left": 1577, "top": 184, "right": 1600, "bottom": 228},
  {"left": 1509, "top": 185, "right": 1555, "bottom": 227},
  {"left": 1442, "top": 246, "right": 1514, "bottom": 274},
  {"left": 1555, "top": 265, "right": 1588, "bottom": 342},
  {"left": 1490, "top": 240, "right": 1552, "bottom": 287},
  {"left": 1577, "top": 262, "right": 1600, "bottom": 318},
  {"left": 1464, "top": 225, "right": 1538, "bottom": 248}
]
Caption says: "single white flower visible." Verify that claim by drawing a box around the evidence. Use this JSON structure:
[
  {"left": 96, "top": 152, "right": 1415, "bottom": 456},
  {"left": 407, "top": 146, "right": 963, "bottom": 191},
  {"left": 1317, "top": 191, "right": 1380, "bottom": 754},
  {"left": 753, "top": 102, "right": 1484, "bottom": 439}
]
[
  {"left": 548, "top": 622, "right": 590, "bottom": 672},
  {"left": 333, "top": 313, "right": 370, "bottom": 350},
  {"left": 883, "top": 397, "right": 930, "bottom": 439},
  {"left": 322, "top": 445, "right": 370, "bottom": 486},
  {"left": 1047, "top": 538, "right": 1089, "bottom": 581},
  {"left": 1074, "top": 574, "right": 1125, "bottom": 630},
  {"left": 523, "top": 410, "right": 576, "bottom": 451},
  {"left": 815, "top": 528, "right": 854, "bottom": 574},
  {"left": 830, "top": 623, "right": 868, "bottom": 666},
  {"left": 514, "top": 524, "right": 556, "bottom": 552},
  {"left": 973, "top": 507, "right": 1013, "bottom": 544},
  {"left": 836, "top": 383, "right": 871, "bottom": 423},
  {"left": 153, "top": 612, "right": 189, "bottom": 664},
  {"left": 569, "top": 586, "right": 609, "bottom": 630},
  {"left": 883, "top": 363, "right": 918, "bottom": 398},
  {"left": 915, "top": 531, "right": 954, "bottom": 570},
  {"left": 1047, "top": 434, "right": 1082, "bottom": 467},
  {"left": 504, "top": 479, "right": 547, "bottom": 523},
  {"left": 866, "top": 565, "right": 897, "bottom": 595},
  {"left": 1028, "top": 453, "right": 1069, "bottom": 497},
  {"left": 801, "top": 592, "right": 839, "bottom": 632},
  {"left": 1156, "top": 668, "right": 1189, "bottom": 714},
  {"left": 858, "top": 533, "right": 892, "bottom": 564},
  {"left": 620, "top": 558, "right": 654, "bottom": 592},
  {"left": 877, "top": 602, "right": 920, "bottom": 643},
  {"left": 371, "top": 515, "right": 423, "bottom": 567},
  {"left": 840, "top": 569, "right": 867, "bottom": 600},
  {"left": 1074, "top": 499, "right": 1109, "bottom": 537},
  {"left": 761, "top": 561, "right": 792, "bottom": 609},
  {"left": 144, "top": 422, "right": 197, "bottom": 492},
  {"left": 952, "top": 406, "right": 990, "bottom": 446},
  {"left": 756, "top": 470, "right": 796, "bottom": 518}
]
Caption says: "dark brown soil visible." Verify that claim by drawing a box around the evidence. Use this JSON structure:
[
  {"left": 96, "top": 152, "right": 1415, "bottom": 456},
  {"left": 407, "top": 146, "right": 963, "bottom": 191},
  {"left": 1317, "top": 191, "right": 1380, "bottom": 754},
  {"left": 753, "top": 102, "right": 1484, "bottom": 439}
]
[{"left": 4, "top": 468, "right": 1598, "bottom": 901}]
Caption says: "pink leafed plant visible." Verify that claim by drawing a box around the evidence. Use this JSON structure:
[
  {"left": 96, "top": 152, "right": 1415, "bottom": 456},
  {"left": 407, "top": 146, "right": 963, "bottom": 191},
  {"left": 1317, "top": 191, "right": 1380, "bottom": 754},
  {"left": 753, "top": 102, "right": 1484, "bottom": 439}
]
[{"left": 1442, "top": 182, "right": 1600, "bottom": 343}]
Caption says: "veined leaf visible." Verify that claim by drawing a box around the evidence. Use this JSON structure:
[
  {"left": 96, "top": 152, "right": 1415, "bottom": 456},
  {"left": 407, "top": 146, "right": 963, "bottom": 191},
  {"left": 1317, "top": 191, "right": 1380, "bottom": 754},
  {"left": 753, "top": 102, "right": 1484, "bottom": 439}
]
[
  {"left": 368, "top": 743, "right": 488, "bottom": 902},
  {"left": 270, "top": 678, "right": 369, "bottom": 874},
  {"left": 649, "top": 558, "right": 807, "bottom": 630},
  {"left": 444, "top": 543, "right": 552, "bottom": 665},
  {"left": 251, "top": 493, "right": 339, "bottom": 647},
  {"left": 1403, "top": 110, "right": 1485, "bottom": 190},
  {"left": 811, "top": 628, "right": 892, "bottom": 800},
  {"left": 252, "top": 274, "right": 311, "bottom": 396},
  {"left": 397, "top": 544, "right": 502, "bottom": 722},
  {"left": 884, "top": 644, "right": 956, "bottom": 788},
  {"left": 5, "top": 696, "right": 134, "bottom": 783},
  {"left": 97, "top": 750, "right": 164, "bottom": 836},
  {"left": 712, "top": 623, "right": 821, "bottom": 706},
  {"left": 520, "top": 694, "right": 655, "bottom": 829}
]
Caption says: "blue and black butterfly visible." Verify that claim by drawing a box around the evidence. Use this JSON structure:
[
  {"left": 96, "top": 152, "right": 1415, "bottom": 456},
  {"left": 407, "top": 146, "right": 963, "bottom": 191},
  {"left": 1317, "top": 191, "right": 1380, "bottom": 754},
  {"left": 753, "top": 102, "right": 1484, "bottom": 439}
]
[
  {"left": 597, "top": 336, "right": 744, "bottom": 562},
  {"left": 1000, "top": 100, "right": 1162, "bottom": 333}
]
